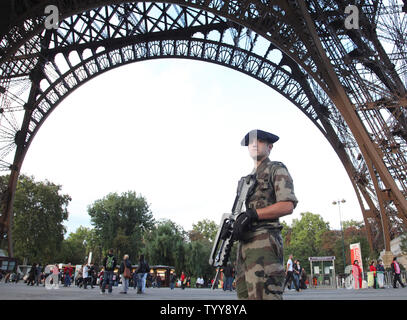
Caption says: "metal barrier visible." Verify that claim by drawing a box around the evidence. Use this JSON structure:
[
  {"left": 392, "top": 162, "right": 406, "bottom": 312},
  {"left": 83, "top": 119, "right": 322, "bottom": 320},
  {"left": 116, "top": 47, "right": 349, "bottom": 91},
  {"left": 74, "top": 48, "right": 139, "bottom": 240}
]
[{"left": 335, "top": 271, "right": 407, "bottom": 289}]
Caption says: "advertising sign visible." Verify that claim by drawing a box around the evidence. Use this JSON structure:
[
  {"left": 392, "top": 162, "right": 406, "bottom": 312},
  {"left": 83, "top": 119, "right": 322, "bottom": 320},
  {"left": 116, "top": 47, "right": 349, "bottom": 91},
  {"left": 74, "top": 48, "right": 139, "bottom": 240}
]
[{"left": 350, "top": 242, "right": 363, "bottom": 273}]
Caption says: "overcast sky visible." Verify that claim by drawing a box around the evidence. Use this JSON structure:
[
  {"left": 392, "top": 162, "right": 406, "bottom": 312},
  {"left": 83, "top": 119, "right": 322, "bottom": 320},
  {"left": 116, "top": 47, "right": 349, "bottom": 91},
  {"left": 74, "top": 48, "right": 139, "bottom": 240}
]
[{"left": 20, "top": 58, "right": 363, "bottom": 236}]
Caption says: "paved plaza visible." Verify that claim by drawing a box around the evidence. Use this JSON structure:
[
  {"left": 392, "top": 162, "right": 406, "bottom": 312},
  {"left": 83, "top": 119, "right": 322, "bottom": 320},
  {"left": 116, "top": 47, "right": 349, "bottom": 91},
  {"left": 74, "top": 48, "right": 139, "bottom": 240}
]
[{"left": 1, "top": 282, "right": 407, "bottom": 300}]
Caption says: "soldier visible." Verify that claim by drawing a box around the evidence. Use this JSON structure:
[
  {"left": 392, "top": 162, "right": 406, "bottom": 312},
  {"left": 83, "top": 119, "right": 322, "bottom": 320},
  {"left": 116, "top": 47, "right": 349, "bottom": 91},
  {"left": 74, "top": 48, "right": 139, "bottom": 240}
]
[{"left": 232, "top": 129, "right": 298, "bottom": 300}]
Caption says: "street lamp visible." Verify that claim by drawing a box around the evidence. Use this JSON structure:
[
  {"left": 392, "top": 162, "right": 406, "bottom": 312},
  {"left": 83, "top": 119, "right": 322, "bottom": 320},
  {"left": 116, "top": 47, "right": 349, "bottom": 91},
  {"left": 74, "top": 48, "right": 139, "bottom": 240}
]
[
  {"left": 83, "top": 240, "right": 88, "bottom": 263},
  {"left": 332, "top": 199, "right": 346, "bottom": 274}
]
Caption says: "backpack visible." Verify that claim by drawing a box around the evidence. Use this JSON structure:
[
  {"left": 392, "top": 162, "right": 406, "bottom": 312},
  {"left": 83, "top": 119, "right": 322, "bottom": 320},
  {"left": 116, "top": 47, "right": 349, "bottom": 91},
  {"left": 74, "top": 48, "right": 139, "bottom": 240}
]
[
  {"left": 123, "top": 262, "right": 131, "bottom": 279},
  {"left": 106, "top": 255, "right": 115, "bottom": 270}
]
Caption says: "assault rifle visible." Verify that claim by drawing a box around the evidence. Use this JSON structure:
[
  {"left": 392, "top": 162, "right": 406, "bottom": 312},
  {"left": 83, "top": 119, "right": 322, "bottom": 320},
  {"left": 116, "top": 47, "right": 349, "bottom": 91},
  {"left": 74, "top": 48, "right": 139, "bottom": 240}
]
[{"left": 209, "top": 174, "right": 256, "bottom": 289}]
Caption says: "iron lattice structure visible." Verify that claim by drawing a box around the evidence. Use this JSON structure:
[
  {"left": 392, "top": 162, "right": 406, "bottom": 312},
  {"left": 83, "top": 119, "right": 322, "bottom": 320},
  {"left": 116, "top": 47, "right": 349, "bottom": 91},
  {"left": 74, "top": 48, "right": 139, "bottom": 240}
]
[{"left": 0, "top": 0, "right": 406, "bottom": 256}]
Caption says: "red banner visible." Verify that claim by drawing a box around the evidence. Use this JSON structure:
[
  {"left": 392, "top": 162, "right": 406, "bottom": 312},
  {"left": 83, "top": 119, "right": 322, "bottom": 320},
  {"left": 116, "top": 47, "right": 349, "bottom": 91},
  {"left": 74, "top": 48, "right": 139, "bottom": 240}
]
[{"left": 350, "top": 242, "right": 363, "bottom": 273}]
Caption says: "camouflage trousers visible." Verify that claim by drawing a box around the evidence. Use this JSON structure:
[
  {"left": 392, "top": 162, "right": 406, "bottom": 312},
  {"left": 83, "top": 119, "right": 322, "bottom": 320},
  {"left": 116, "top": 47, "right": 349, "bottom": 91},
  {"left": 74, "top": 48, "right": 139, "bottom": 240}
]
[{"left": 236, "top": 228, "right": 285, "bottom": 300}]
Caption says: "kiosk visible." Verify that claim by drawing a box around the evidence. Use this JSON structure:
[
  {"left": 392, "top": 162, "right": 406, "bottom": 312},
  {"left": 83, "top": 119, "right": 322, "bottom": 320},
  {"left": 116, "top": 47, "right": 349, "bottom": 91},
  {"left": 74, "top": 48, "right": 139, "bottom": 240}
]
[{"left": 309, "top": 256, "right": 336, "bottom": 288}]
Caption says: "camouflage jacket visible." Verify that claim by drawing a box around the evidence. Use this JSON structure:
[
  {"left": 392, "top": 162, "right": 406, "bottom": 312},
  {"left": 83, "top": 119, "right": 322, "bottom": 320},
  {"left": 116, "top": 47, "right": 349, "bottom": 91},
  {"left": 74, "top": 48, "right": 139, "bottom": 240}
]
[{"left": 245, "top": 157, "right": 298, "bottom": 229}]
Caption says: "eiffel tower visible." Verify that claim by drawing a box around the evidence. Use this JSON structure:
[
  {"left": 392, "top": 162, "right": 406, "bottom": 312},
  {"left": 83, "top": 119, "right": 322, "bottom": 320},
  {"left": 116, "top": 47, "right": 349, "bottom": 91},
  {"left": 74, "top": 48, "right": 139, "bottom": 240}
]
[{"left": 0, "top": 1, "right": 406, "bottom": 264}]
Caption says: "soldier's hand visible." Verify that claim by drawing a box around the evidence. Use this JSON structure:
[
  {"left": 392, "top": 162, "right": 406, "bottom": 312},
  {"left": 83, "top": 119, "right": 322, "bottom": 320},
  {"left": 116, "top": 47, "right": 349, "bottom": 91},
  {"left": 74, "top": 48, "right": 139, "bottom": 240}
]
[
  {"left": 232, "top": 208, "right": 259, "bottom": 241},
  {"left": 220, "top": 222, "right": 232, "bottom": 240}
]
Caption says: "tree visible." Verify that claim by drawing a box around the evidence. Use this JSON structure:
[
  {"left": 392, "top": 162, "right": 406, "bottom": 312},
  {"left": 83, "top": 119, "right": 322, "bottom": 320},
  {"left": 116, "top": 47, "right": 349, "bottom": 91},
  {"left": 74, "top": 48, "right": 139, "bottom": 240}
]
[
  {"left": 287, "top": 212, "right": 330, "bottom": 270},
  {"left": 185, "top": 239, "right": 214, "bottom": 281},
  {"left": 57, "top": 226, "right": 92, "bottom": 265},
  {"left": 0, "top": 175, "right": 71, "bottom": 264},
  {"left": 144, "top": 219, "right": 187, "bottom": 273},
  {"left": 88, "top": 191, "right": 154, "bottom": 260},
  {"left": 187, "top": 219, "right": 219, "bottom": 281},
  {"left": 113, "top": 228, "right": 133, "bottom": 261},
  {"left": 342, "top": 221, "right": 372, "bottom": 269},
  {"left": 342, "top": 220, "right": 364, "bottom": 230},
  {"left": 190, "top": 219, "right": 218, "bottom": 243},
  {"left": 320, "top": 230, "right": 341, "bottom": 257},
  {"left": 281, "top": 221, "right": 293, "bottom": 253},
  {"left": 83, "top": 228, "right": 103, "bottom": 265}
]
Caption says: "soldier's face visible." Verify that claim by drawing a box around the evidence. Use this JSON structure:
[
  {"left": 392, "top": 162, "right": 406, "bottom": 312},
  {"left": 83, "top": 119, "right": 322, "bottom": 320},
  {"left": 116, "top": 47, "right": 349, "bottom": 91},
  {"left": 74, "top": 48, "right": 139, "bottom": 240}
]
[{"left": 248, "top": 139, "right": 272, "bottom": 160}]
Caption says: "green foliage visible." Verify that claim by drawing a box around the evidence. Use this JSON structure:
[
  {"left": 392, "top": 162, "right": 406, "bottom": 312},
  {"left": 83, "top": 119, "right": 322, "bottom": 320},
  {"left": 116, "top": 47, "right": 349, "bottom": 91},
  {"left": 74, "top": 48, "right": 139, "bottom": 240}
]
[
  {"left": 87, "top": 191, "right": 154, "bottom": 261},
  {"left": 191, "top": 219, "right": 218, "bottom": 243},
  {"left": 2, "top": 175, "right": 71, "bottom": 265},
  {"left": 281, "top": 221, "right": 292, "bottom": 249},
  {"left": 185, "top": 239, "right": 214, "bottom": 280},
  {"left": 282, "top": 213, "right": 373, "bottom": 274},
  {"left": 143, "top": 218, "right": 218, "bottom": 281},
  {"left": 56, "top": 226, "right": 92, "bottom": 265},
  {"left": 286, "top": 212, "right": 330, "bottom": 267},
  {"left": 342, "top": 220, "right": 364, "bottom": 230},
  {"left": 144, "top": 219, "right": 187, "bottom": 272}
]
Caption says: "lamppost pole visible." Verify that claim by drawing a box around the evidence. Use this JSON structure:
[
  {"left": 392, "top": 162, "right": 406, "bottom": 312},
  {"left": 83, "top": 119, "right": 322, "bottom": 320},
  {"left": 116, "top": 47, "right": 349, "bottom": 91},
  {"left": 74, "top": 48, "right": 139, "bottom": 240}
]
[{"left": 332, "top": 199, "right": 346, "bottom": 274}]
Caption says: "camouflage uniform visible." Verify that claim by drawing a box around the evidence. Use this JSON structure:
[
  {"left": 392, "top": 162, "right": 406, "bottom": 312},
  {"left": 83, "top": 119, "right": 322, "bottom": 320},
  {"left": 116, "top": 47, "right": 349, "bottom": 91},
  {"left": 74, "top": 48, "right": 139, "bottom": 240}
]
[{"left": 236, "top": 157, "right": 298, "bottom": 300}]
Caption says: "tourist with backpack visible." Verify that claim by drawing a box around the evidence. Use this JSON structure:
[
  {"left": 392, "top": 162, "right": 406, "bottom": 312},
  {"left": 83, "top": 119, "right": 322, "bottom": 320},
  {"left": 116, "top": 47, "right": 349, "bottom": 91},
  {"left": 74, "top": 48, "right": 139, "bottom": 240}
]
[
  {"left": 136, "top": 254, "right": 149, "bottom": 294},
  {"left": 101, "top": 249, "right": 117, "bottom": 294}
]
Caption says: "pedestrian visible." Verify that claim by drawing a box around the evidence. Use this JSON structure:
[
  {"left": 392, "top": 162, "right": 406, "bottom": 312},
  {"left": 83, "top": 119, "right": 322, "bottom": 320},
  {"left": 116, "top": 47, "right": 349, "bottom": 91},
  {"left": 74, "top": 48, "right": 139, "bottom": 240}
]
[
  {"left": 180, "top": 271, "right": 186, "bottom": 290},
  {"left": 63, "top": 263, "right": 73, "bottom": 287},
  {"left": 82, "top": 264, "right": 89, "bottom": 289},
  {"left": 300, "top": 267, "right": 307, "bottom": 289},
  {"left": 376, "top": 259, "right": 385, "bottom": 289},
  {"left": 223, "top": 263, "right": 234, "bottom": 291},
  {"left": 132, "top": 272, "right": 138, "bottom": 290},
  {"left": 158, "top": 274, "right": 163, "bottom": 288},
  {"left": 27, "top": 263, "right": 36, "bottom": 286},
  {"left": 77, "top": 266, "right": 83, "bottom": 287},
  {"left": 113, "top": 271, "right": 119, "bottom": 286},
  {"left": 352, "top": 260, "right": 362, "bottom": 289},
  {"left": 88, "top": 263, "right": 95, "bottom": 289},
  {"left": 294, "top": 260, "right": 302, "bottom": 291},
  {"left": 369, "top": 261, "right": 377, "bottom": 289},
  {"left": 98, "top": 269, "right": 104, "bottom": 288},
  {"left": 135, "top": 254, "right": 149, "bottom": 294},
  {"left": 101, "top": 249, "right": 117, "bottom": 294},
  {"left": 119, "top": 254, "right": 132, "bottom": 294},
  {"left": 232, "top": 130, "right": 298, "bottom": 300},
  {"left": 391, "top": 257, "right": 405, "bottom": 288},
  {"left": 35, "top": 263, "right": 42, "bottom": 286},
  {"left": 376, "top": 259, "right": 385, "bottom": 272},
  {"left": 199, "top": 276, "right": 205, "bottom": 288},
  {"left": 283, "top": 255, "right": 299, "bottom": 292},
  {"left": 51, "top": 263, "right": 59, "bottom": 289},
  {"left": 170, "top": 272, "right": 176, "bottom": 290}
]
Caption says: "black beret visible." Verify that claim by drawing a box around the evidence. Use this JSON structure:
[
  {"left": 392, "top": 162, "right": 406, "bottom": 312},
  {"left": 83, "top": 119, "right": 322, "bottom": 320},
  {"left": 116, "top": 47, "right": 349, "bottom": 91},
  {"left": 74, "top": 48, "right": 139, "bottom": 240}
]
[{"left": 241, "top": 129, "right": 279, "bottom": 146}]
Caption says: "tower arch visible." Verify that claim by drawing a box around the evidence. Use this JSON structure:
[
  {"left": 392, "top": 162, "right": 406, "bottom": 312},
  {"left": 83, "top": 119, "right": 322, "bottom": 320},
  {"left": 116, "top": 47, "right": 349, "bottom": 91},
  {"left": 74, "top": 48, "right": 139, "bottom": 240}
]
[{"left": 1, "top": 1, "right": 406, "bottom": 258}]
